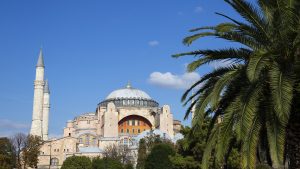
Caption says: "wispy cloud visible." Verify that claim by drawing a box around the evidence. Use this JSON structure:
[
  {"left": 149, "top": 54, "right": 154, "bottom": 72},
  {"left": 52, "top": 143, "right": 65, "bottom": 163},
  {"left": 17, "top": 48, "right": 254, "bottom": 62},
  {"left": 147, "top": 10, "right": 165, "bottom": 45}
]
[
  {"left": 49, "top": 133, "right": 62, "bottom": 139},
  {"left": 194, "top": 6, "right": 203, "bottom": 13},
  {"left": 0, "top": 119, "right": 30, "bottom": 137},
  {"left": 148, "top": 40, "right": 159, "bottom": 46},
  {"left": 148, "top": 72, "right": 200, "bottom": 90},
  {"left": 210, "top": 60, "right": 234, "bottom": 69}
]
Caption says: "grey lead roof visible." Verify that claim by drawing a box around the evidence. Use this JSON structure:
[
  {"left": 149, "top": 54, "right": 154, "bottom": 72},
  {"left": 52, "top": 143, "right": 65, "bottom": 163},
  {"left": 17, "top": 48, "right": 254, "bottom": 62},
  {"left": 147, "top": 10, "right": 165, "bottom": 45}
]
[
  {"left": 44, "top": 80, "right": 50, "bottom": 93},
  {"left": 36, "top": 48, "right": 44, "bottom": 67}
]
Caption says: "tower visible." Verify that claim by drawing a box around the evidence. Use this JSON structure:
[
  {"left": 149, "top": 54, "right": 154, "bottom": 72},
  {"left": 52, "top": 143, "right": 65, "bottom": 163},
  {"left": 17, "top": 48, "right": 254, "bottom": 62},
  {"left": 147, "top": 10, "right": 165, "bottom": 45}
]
[
  {"left": 30, "top": 49, "right": 45, "bottom": 138},
  {"left": 42, "top": 80, "right": 50, "bottom": 140}
]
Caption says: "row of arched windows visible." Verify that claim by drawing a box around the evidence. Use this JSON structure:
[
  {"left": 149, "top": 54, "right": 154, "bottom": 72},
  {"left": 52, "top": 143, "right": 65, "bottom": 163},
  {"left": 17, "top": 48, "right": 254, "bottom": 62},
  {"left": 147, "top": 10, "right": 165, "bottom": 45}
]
[{"left": 99, "top": 99, "right": 158, "bottom": 108}]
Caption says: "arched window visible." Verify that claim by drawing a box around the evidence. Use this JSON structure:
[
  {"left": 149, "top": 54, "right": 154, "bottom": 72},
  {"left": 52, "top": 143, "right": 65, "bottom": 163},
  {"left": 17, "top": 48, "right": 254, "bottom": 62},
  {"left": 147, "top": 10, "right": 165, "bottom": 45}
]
[{"left": 51, "top": 158, "right": 59, "bottom": 166}]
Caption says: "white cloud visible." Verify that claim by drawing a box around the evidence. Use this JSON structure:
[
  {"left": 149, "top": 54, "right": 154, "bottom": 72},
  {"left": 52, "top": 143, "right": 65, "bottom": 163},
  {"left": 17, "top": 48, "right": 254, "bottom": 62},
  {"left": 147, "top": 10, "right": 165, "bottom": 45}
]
[
  {"left": 148, "top": 40, "right": 159, "bottom": 46},
  {"left": 49, "top": 133, "right": 62, "bottom": 139},
  {"left": 194, "top": 6, "right": 203, "bottom": 13},
  {"left": 0, "top": 119, "right": 30, "bottom": 129},
  {"left": 148, "top": 72, "right": 200, "bottom": 89},
  {"left": 0, "top": 119, "right": 30, "bottom": 137},
  {"left": 210, "top": 60, "right": 234, "bottom": 69}
]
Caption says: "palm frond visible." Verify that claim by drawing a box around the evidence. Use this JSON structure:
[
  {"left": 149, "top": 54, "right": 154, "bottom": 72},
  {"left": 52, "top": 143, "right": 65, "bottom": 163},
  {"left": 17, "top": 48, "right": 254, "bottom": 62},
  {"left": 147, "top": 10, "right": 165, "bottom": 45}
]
[{"left": 269, "top": 63, "right": 294, "bottom": 125}]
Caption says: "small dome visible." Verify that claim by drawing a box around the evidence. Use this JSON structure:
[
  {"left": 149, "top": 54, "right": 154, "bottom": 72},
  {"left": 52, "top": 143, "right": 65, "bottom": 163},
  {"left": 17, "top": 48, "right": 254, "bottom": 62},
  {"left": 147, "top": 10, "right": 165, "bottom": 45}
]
[{"left": 106, "top": 83, "right": 151, "bottom": 100}]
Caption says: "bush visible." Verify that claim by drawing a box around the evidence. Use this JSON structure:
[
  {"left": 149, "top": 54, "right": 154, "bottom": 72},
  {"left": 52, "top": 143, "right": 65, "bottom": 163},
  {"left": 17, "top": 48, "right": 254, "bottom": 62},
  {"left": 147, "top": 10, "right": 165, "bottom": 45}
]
[
  {"left": 124, "top": 163, "right": 134, "bottom": 169},
  {"left": 91, "top": 157, "right": 123, "bottom": 169},
  {"left": 145, "top": 143, "right": 175, "bottom": 169},
  {"left": 61, "top": 156, "right": 92, "bottom": 169}
]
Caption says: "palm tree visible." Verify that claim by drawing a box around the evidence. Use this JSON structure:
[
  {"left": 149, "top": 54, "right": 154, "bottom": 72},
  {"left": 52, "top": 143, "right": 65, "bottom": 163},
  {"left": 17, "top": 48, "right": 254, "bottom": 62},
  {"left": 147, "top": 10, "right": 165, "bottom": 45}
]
[{"left": 173, "top": 0, "right": 300, "bottom": 169}]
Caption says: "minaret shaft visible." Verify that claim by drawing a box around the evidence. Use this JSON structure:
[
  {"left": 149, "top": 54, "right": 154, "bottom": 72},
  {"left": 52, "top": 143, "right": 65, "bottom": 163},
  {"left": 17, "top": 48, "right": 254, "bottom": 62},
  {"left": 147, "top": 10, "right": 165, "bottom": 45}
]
[
  {"left": 30, "top": 49, "right": 45, "bottom": 138},
  {"left": 42, "top": 80, "right": 50, "bottom": 140},
  {"left": 30, "top": 73, "right": 44, "bottom": 137}
]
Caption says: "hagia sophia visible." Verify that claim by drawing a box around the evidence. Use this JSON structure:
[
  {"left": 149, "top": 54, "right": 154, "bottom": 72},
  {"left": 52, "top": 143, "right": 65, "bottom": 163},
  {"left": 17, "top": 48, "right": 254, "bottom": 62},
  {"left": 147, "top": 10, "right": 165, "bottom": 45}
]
[{"left": 29, "top": 49, "right": 183, "bottom": 168}]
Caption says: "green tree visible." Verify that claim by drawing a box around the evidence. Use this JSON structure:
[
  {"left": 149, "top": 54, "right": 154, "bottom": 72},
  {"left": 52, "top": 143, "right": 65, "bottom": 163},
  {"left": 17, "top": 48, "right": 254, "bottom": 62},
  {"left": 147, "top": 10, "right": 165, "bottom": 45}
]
[
  {"left": 91, "top": 157, "right": 123, "bottom": 169},
  {"left": 22, "top": 135, "right": 42, "bottom": 168},
  {"left": 136, "top": 139, "right": 147, "bottom": 169},
  {"left": 0, "top": 137, "right": 15, "bottom": 169},
  {"left": 169, "top": 154, "right": 200, "bottom": 169},
  {"left": 145, "top": 143, "right": 175, "bottom": 169},
  {"left": 61, "top": 156, "right": 92, "bottom": 169},
  {"left": 123, "top": 163, "right": 134, "bottom": 169},
  {"left": 173, "top": 0, "right": 300, "bottom": 168}
]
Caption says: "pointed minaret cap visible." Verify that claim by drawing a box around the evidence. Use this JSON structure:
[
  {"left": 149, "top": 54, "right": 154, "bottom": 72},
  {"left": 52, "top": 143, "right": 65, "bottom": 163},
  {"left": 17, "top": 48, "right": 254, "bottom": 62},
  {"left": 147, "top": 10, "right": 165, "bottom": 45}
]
[
  {"left": 36, "top": 48, "right": 44, "bottom": 67},
  {"left": 44, "top": 80, "right": 50, "bottom": 93}
]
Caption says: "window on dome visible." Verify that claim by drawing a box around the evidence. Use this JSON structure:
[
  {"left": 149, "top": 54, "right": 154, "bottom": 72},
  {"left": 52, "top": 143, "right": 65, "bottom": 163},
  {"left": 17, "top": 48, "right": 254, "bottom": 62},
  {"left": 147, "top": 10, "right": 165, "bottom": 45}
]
[{"left": 132, "top": 120, "right": 135, "bottom": 126}]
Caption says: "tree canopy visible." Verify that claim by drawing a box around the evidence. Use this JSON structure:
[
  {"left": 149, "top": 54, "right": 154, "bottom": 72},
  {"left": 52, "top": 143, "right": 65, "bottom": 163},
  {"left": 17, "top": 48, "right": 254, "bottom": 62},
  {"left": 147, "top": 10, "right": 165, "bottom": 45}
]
[
  {"left": 174, "top": 0, "right": 300, "bottom": 168},
  {"left": 145, "top": 143, "right": 175, "bottom": 169},
  {"left": 61, "top": 156, "right": 92, "bottom": 169}
]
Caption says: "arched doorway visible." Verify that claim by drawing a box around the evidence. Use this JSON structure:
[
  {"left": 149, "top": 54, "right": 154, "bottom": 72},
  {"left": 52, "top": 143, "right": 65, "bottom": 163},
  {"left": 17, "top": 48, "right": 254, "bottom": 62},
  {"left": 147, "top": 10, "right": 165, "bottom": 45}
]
[{"left": 118, "top": 115, "right": 152, "bottom": 135}]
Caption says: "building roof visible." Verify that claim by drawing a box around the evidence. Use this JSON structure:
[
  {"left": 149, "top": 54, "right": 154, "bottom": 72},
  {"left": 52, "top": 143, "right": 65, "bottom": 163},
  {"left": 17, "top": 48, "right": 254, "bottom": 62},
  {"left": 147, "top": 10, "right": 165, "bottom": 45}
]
[
  {"left": 78, "top": 147, "right": 102, "bottom": 153},
  {"left": 105, "top": 82, "right": 152, "bottom": 100},
  {"left": 36, "top": 48, "right": 44, "bottom": 67}
]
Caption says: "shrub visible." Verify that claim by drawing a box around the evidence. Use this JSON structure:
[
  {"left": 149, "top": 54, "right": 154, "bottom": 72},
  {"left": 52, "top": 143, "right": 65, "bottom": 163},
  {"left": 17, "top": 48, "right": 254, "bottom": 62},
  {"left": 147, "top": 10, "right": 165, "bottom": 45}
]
[{"left": 61, "top": 156, "right": 92, "bottom": 169}]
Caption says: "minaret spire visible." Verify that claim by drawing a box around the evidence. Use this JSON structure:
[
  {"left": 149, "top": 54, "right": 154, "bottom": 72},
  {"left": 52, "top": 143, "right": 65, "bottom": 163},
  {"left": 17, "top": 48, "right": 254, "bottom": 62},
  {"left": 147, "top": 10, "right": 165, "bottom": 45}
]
[
  {"left": 36, "top": 48, "right": 44, "bottom": 67},
  {"left": 30, "top": 49, "right": 45, "bottom": 138}
]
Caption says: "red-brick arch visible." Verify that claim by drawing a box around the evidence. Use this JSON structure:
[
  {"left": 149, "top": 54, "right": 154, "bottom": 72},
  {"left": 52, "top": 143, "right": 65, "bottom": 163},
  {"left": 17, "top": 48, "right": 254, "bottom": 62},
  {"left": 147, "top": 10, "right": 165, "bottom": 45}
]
[{"left": 118, "top": 115, "right": 152, "bottom": 135}]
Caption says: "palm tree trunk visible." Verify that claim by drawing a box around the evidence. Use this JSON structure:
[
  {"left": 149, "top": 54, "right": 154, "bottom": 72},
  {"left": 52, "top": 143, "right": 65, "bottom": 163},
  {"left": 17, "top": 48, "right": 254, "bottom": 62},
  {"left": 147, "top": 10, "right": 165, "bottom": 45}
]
[{"left": 286, "top": 111, "right": 300, "bottom": 169}]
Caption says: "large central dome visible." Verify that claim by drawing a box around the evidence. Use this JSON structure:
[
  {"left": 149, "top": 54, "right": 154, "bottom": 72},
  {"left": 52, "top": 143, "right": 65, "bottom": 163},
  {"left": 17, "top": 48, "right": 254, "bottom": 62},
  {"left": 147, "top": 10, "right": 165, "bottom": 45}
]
[
  {"left": 106, "top": 83, "right": 151, "bottom": 100},
  {"left": 98, "top": 83, "right": 158, "bottom": 108}
]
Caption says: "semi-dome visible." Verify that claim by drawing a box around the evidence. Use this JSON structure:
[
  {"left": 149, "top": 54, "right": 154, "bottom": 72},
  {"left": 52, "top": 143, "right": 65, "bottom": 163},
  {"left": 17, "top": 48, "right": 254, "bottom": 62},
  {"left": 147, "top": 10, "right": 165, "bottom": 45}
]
[{"left": 106, "top": 83, "right": 151, "bottom": 100}]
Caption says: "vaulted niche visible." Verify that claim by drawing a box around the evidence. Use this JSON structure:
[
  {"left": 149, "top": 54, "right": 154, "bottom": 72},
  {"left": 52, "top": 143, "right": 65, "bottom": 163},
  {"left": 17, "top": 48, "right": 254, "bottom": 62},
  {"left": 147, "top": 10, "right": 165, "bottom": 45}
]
[{"left": 118, "top": 115, "right": 152, "bottom": 135}]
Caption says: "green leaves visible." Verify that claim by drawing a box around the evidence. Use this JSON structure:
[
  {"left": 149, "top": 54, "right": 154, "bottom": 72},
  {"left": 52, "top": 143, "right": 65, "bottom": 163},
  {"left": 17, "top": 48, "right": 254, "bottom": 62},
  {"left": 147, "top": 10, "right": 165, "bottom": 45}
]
[
  {"left": 175, "top": 0, "right": 300, "bottom": 168},
  {"left": 246, "top": 53, "right": 269, "bottom": 82},
  {"left": 269, "top": 64, "right": 294, "bottom": 125}
]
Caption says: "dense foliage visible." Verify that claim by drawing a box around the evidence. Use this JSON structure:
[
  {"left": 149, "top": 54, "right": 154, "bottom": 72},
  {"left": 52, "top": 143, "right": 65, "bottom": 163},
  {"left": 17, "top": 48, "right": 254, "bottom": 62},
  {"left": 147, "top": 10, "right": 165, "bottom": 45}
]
[
  {"left": 22, "top": 135, "right": 42, "bottom": 168},
  {"left": 61, "top": 156, "right": 92, "bottom": 169},
  {"left": 172, "top": 123, "right": 241, "bottom": 169},
  {"left": 174, "top": 0, "right": 300, "bottom": 168},
  {"left": 92, "top": 157, "right": 124, "bottom": 169},
  {"left": 0, "top": 137, "right": 15, "bottom": 169},
  {"left": 136, "top": 139, "right": 147, "bottom": 169},
  {"left": 145, "top": 143, "right": 176, "bottom": 169}
]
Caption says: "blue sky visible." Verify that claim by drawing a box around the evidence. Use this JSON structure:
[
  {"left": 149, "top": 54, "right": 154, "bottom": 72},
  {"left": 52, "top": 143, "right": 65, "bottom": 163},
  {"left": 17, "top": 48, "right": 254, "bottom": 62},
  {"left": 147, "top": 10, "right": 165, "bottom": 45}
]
[{"left": 0, "top": 0, "right": 241, "bottom": 137}]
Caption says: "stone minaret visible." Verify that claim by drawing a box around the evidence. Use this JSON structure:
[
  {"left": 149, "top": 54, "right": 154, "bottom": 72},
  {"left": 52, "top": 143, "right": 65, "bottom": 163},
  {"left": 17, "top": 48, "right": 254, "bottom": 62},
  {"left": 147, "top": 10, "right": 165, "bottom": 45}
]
[
  {"left": 30, "top": 49, "right": 45, "bottom": 138},
  {"left": 42, "top": 80, "right": 50, "bottom": 140}
]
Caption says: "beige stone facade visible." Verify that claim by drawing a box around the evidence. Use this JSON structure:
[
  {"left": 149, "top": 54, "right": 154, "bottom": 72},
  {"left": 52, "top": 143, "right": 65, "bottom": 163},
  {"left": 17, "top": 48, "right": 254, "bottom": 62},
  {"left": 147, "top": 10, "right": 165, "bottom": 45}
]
[{"left": 30, "top": 52, "right": 182, "bottom": 168}]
